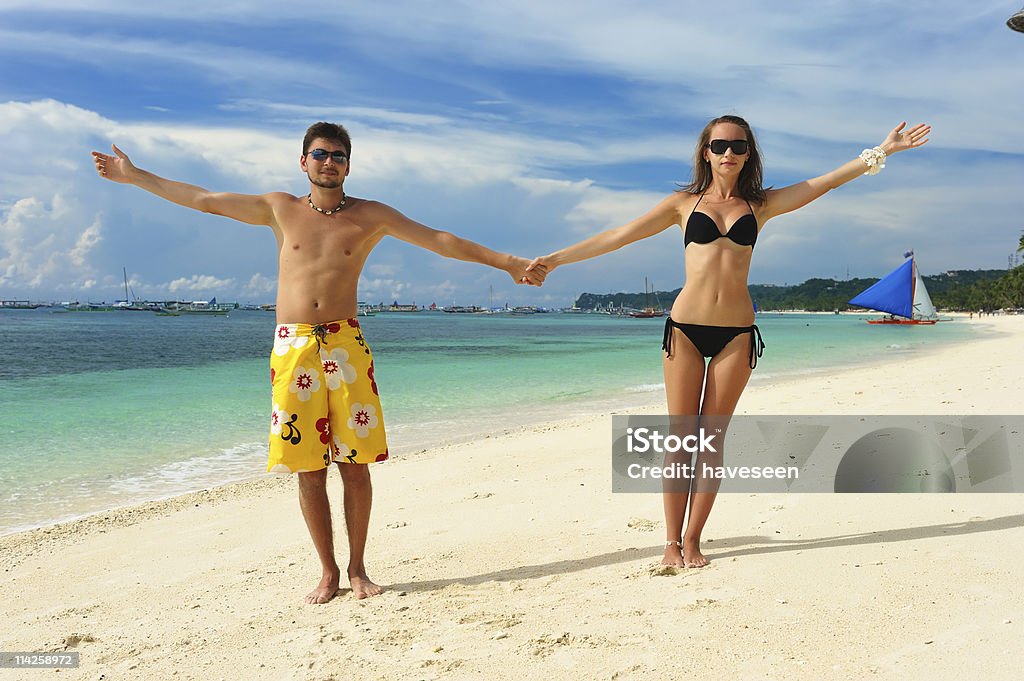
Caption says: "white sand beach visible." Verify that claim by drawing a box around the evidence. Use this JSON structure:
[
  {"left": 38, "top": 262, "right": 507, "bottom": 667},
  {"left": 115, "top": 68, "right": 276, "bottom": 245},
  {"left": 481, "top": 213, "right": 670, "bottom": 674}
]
[{"left": 2, "top": 316, "right": 1022, "bottom": 680}]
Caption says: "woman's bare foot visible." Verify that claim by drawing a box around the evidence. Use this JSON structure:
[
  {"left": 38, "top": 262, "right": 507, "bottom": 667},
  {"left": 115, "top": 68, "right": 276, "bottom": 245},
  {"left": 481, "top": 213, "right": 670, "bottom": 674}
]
[
  {"left": 305, "top": 570, "right": 341, "bottom": 604},
  {"left": 661, "top": 541, "right": 685, "bottom": 567},
  {"left": 683, "top": 537, "right": 710, "bottom": 568},
  {"left": 349, "top": 573, "right": 383, "bottom": 600}
]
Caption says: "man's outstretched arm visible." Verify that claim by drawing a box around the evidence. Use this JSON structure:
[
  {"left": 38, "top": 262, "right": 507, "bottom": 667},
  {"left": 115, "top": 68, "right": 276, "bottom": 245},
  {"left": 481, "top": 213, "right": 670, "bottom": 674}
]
[
  {"left": 91, "top": 144, "right": 276, "bottom": 227},
  {"left": 373, "top": 202, "right": 546, "bottom": 286}
]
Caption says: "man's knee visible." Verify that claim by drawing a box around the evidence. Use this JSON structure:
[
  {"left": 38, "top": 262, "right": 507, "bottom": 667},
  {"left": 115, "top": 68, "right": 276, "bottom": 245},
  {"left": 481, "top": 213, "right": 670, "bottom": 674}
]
[
  {"left": 298, "top": 467, "right": 329, "bottom": 491},
  {"left": 338, "top": 462, "right": 371, "bottom": 487}
]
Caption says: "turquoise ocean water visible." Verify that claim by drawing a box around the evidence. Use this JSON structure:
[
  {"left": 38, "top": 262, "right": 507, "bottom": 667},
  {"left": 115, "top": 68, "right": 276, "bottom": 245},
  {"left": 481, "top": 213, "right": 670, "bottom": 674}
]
[{"left": 0, "top": 308, "right": 984, "bottom": 535}]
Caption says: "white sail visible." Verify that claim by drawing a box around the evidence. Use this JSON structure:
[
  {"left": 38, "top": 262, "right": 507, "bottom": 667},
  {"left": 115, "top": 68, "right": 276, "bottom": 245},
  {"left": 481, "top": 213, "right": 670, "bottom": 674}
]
[{"left": 912, "top": 265, "right": 938, "bottom": 321}]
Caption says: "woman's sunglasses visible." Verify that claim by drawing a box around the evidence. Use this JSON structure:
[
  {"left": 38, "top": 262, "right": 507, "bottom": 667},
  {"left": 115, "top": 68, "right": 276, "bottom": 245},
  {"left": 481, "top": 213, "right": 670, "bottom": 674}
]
[
  {"left": 707, "top": 139, "right": 749, "bottom": 155},
  {"left": 307, "top": 149, "right": 349, "bottom": 163}
]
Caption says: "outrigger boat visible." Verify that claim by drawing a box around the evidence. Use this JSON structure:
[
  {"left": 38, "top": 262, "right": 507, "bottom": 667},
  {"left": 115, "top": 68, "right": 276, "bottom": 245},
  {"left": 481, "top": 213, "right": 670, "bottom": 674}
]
[
  {"left": 849, "top": 251, "right": 938, "bottom": 325},
  {"left": 629, "top": 277, "right": 665, "bottom": 318}
]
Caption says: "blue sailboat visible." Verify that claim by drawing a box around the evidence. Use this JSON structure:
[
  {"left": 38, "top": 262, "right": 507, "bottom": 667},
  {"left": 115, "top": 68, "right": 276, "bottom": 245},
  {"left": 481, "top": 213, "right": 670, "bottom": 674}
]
[{"left": 849, "top": 252, "right": 938, "bottom": 325}]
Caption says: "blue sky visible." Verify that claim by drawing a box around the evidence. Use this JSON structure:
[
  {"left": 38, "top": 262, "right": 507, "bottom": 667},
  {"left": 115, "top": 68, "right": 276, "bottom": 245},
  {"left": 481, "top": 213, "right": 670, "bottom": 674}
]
[{"left": 1, "top": 1, "right": 1021, "bottom": 306}]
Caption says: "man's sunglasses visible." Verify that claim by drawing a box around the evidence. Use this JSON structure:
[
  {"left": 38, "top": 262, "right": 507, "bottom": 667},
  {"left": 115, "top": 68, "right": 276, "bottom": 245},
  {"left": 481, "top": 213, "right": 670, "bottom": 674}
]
[
  {"left": 707, "top": 139, "right": 749, "bottom": 155},
  {"left": 306, "top": 149, "right": 349, "bottom": 163}
]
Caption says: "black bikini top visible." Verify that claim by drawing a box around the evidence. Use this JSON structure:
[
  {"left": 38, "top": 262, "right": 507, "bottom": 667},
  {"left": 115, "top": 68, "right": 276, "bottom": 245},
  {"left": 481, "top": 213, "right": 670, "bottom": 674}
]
[{"left": 684, "top": 191, "right": 758, "bottom": 249}]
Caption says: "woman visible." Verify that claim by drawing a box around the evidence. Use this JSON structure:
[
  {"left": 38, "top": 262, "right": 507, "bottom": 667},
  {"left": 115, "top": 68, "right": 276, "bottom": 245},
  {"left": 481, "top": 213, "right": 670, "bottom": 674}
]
[{"left": 528, "top": 115, "right": 930, "bottom": 568}]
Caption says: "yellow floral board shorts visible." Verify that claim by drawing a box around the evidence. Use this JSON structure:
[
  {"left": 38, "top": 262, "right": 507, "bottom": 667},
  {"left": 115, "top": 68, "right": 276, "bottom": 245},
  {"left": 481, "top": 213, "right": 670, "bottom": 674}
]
[{"left": 268, "top": 319, "right": 389, "bottom": 473}]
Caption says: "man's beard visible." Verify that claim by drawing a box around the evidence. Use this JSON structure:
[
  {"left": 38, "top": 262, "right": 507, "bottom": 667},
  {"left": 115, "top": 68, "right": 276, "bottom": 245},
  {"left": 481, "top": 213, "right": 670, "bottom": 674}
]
[{"left": 309, "top": 173, "right": 343, "bottom": 189}]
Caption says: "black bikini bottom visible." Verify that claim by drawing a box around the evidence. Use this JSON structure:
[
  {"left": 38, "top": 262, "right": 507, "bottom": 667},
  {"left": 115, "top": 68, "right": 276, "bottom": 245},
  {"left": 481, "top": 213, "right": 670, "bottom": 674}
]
[{"left": 662, "top": 319, "right": 765, "bottom": 370}]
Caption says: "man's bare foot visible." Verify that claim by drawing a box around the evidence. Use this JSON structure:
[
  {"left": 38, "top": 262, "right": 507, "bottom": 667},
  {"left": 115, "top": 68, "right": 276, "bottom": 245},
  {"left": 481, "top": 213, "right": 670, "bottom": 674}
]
[
  {"left": 305, "top": 571, "right": 341, "bottom": 604},
  {"left": 661, "top": 541, "right": 685, "bottom": 567},
  {"left": 349, "top": 573, "right": 383, "bottom": 600},
  {"left": 683, "top": 537, "right": 710, "bottom": 568}
]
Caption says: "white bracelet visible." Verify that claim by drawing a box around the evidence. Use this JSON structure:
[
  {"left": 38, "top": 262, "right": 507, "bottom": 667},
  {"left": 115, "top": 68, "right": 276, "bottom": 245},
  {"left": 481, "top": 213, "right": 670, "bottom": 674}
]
[{"left": 859, "top": 146, "right": 886, "bottom": 175}]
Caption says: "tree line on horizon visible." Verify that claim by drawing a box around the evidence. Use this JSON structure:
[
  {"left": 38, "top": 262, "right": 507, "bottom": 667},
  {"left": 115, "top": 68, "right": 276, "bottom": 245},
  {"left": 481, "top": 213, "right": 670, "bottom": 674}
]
[
  {"left": 577, "top": 251, "right": 1024, "bottom": 314},
  {"left": 578, "top": 234, "right": 1024, "bottom": 313}
]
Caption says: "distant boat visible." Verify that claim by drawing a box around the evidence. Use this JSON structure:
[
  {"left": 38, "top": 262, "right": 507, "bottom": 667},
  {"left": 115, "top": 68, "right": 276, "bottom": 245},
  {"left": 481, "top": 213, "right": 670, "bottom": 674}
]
[
  {"left": 630, "top": 277, "right": 665, "bottom": 318},
  {"left": 848, "top": 252, "right": 938, "bottom": 325},
  {"left": 114, "top": 267, "right": 155, "bottom": 311},
  {"left": 60, "top": 302, "right": 116, "bottom": 312},
  {"left": 0, "top": 300, "right": 41, "bottom": 309},
  {"left": 563, "top": 296, "right": 585, "bottom": 313},
  {"left": 443, "top": 305, "right": 484, "bottom": 314},
  {"left": 387, "top": 302, "right": 420, "bottom": 312},
  {"left": 173, "top": 297, "right": 230, "bottom": 316}
]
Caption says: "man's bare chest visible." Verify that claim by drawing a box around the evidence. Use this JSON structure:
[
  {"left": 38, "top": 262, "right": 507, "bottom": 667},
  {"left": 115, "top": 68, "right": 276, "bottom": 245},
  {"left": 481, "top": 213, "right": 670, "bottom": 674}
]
[{"left": 278, "top": 214, "right": 378, "bottom": 259}]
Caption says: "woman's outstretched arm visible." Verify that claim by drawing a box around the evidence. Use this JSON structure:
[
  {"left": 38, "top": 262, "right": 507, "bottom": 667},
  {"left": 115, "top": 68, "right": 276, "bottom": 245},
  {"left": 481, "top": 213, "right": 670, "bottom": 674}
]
[
  {"left": 760, "top": 122, "right": 930, "bottom": 223},
  {"left": 527, "top": 193, "right": 682, "bottom": 276}
]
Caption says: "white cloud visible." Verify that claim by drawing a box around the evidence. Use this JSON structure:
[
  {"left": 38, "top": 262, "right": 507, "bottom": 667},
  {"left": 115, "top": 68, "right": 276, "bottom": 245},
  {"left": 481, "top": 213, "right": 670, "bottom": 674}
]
[
  {"left": 513, "top": 177, "right": 595, "bottom": 197},
  {"left": 242, "top": 273, "right": 277, "bottom": 296},
  {"left": 562, "top": 187, "right": 669, "bottom": 235},
  {"left": 0, "top": 28, "right": 316, "bottom": 89},
  {"left": 357, "top": 277, "right": 412, "bottom": 303},
  {"left": 221, "top": 101, "right": 453, "bottom": 129},
  {"left": 366, "top": 264, "right": 402, "bottom": 277},
  {"left": 0, "top": 193, "right": 101, "bottom": 290},
  {"left": 2, "top": 95, "right": 1018, "bottom": 304},
  {"left": 69, "top": 218, "right": 103, "bottom": 268},
  {"left": 166, "top": 274, "right": 236, "bottom": 294}
]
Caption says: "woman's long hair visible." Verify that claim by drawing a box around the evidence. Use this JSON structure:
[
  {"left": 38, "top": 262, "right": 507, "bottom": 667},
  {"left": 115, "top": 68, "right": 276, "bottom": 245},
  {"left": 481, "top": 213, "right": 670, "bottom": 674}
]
[{"left": 679, "top": 115, "right": 767, "bottom": 204}]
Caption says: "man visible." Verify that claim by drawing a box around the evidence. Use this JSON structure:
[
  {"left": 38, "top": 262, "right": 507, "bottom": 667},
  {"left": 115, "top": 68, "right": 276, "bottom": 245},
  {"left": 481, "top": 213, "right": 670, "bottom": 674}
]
[{"left": 92, "top": 122, "right": 545, "bottom": 604}]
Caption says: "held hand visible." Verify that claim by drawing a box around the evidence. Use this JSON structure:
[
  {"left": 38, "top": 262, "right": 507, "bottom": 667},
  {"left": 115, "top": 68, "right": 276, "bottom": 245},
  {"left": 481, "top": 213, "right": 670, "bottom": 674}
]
[
  {"left": 882, "top": 122, "right": 930, "bottom": 154},
  {"left": 523, "top": 254, "right": 557, "bottom": 286},
  {"left": 91, "top": 144, "right": 137, "bottom": 183},
  {"left": 508, "top": 256, "right": 546, "bottom": 286}
]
